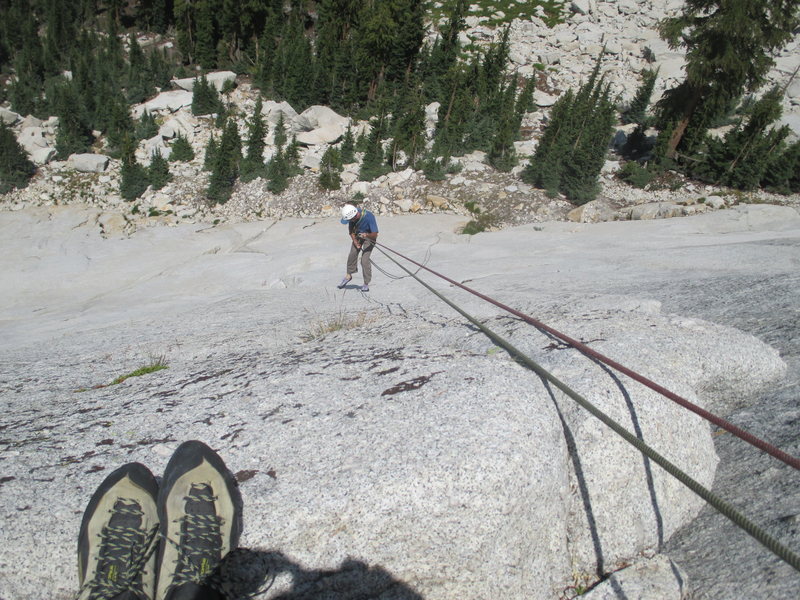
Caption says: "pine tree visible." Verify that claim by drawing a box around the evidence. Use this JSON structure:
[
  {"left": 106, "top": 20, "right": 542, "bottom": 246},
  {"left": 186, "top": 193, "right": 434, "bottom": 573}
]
[
  {"left": 359, "top": 118, "right": 388, "bottom": 181},
  {"left": 126, "top": 32, "right": 154, "bottom": 104},
  {"left": 694, "top": 87, "right": 789, "bottom": 190},
  {"left": 52, "top": 80, "right": 94, "bottom": 159},
  {"left": 656, "top": 0, "right": 800, "bottom": 159},
  {"left": 0, "top": 120, "right": 36, "bottom": 194},
  {"left": 762, "top": 140, "right": 800, "bottom": 194},
  {"left": 136, "top": 110, "right": 159, "bottom": 140},
  {"left": 319, "top": 146, "right": 343, "bottom": 190},
  {"left": 622, "top": 68, "right": 658, "bottom": 126},
  {"left": 273, "top": 112, "right": 287, "bottom": 150},
  {"left": 389, "top": 77, "right": 426, "bottom": 170},
  {"left": 148, "top": 147, "right": 172, "bottom": 190},
  {"left": 266, "top": 148, "right": 288, "bottom": 193},
  {"left": 203, "top": 133, "right": 219, "bottom": 171},
  {"left": 195, "top": 0, "right": 217, "bottom": 69},
  {"left": 240, "top": 96, "right": 268, "bottom": 182},
  {"left": 120, "top": 152, "right": 150, "bottom": 200},
  {"left": 192, "top": 75, "right": 223, "bottom": 116},
  {"left": 488, "top": 78, "right": 520, "bottom": 172},
  {"left": 340, "top": 124, "right": 356, "bottom": 164},
  {"left": 206, "top": 119, "right": 242, "bottom": 204},
  {"left": 170, "top": 134, "right": 196, "bottom": 162},
  {"left": 522, "top": 57, "right": 616, "bottom": 204},
  {"left": 284, "top": 135, "right": 302, "bottom": 176}
]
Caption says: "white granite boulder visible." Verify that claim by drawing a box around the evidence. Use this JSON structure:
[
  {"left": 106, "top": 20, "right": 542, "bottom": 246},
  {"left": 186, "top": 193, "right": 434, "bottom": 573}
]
[
  {"left": 0, "top": 107, "right": 21, "bottom": 124},
  {"left": 296, "top": 105, "right": 349, "bottom": 131},
  {"left": 136, "top": 90, "right": 194, "bottom": 116},
  {"left": 30, "top": 147, "right": 57, "bottom": 165},
  {"left": 296, "top": 124, "right": 344, "bottom": 146},
  {"left": 67, "top": 153, "right": 110, "bottom": 173},
  {"left": 171, "top": 71, "right": 237, "bottom": 92}
]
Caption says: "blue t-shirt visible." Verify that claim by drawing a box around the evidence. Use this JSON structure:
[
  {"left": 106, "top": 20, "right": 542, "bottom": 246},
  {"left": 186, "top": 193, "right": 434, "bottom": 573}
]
[{"left": 349, "top": 209, "right": 378, "bottom": 235}]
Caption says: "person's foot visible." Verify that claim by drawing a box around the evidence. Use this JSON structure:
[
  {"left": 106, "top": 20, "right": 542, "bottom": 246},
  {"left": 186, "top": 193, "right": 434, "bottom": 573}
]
[
  {"left": 337, "top": 275, "right": 352, "bottom": 289},
  {"left": 360, "top": 284, "right": 369, "bottom": 292},
  {"left": 77, "top": 463, "right": 160, "bottom": 600},
  {"left": 155, "top": 441, "right": 242, "bottom": 600}
]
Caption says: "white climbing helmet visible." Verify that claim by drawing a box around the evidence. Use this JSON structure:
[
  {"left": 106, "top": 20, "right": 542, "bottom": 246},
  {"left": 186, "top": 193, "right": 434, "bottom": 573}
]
[{"left": 340, "top": 204, "right": 358, "bottom": 224}]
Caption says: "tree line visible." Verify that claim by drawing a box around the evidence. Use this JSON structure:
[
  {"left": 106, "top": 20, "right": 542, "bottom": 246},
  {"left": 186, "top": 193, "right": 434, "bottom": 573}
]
[{"left": 1, "top": 0, "right": 799, "bottom": 204}]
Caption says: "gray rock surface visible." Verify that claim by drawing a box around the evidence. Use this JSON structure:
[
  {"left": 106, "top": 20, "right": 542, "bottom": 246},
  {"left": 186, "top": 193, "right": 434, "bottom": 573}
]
[
  {"left": 1, "top": 204, "right": 798, "bottom": 599},
  {"left": 67, "top": 153, "right": 110, "bottom": 173}
]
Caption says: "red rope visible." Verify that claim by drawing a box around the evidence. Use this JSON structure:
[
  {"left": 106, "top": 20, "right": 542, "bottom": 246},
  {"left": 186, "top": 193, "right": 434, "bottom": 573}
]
[{"left": 376, "top": 242, "right": 800, "bottom": 471}]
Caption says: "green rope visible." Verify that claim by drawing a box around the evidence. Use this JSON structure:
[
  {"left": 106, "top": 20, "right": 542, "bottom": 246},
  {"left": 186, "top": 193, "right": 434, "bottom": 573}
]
[{"left": 376, "top": 246, "right": 800, "bottom": 573}]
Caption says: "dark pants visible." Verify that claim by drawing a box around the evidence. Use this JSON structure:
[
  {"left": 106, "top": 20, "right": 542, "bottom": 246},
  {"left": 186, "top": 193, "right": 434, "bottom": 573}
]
[{"left": 347, "top": 239, "right": 373, "bottom": 284}]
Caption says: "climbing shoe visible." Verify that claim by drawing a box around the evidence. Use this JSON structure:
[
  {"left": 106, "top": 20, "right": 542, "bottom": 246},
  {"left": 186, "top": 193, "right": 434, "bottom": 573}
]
[
  {"left": 155, "top": 441, "right": 243, "bottom": 600},
  {"left": 337, "top": 275, "right": 352, "bottom": 289},
  {"left": 77, "top": 462, "right": 160, "bottom": 600}
]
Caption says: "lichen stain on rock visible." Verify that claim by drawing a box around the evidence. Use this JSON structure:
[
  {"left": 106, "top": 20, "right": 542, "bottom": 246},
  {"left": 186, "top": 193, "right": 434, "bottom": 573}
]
[{"left": 381, "top": 371, "right": 443, "bottom": 396}]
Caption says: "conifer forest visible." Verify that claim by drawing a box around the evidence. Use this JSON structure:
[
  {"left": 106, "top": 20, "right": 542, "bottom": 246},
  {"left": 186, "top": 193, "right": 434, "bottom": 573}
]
[{"left": 1, "top": 0, "right": 799, "bottom": 203}]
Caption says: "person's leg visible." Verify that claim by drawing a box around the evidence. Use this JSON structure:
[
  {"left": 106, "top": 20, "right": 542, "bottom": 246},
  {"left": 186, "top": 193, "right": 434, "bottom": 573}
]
[
  {"left": 346, "top": 243, "right": 360, "bottom": 277},
  {"left": 360, "top": 241, "right": 373, "bottom": 285}
]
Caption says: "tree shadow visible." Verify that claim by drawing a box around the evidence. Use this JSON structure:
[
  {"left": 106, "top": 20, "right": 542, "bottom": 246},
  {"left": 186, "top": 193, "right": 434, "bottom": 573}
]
[{"left": 209, "top": 547, "right": 426, "bottom": 599}]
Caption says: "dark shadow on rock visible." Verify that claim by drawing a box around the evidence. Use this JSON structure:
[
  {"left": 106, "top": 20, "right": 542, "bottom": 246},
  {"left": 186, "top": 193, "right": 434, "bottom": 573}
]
[
  {"left": 541, "top": 377, "right": 606, "bottom": 579},
  {"left": 208, "top": 547, "right": 426, "bottom": 599},
  {"left": 588, "top": 356, "right": 665, "bottom": 548}
]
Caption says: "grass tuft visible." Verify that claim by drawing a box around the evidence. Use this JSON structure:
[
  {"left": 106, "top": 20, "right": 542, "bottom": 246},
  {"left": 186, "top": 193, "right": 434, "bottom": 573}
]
[{"left": 110, "top": 355, "right": 168, "bottom": 385}]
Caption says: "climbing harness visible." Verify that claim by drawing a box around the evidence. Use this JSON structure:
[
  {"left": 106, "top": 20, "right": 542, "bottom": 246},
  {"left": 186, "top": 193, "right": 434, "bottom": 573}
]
[{"left": 372, "top": 241, "right": 800, "bottom": 573}]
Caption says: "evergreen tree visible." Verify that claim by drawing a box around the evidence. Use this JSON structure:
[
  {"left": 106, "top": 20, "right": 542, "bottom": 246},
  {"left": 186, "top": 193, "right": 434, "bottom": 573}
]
[
  {"left": 148, "top": 147, "right": 172, "bottom": 190},
  {"left": 195, "top": 0, "right": 217, "bottom": 70},
  {"left": 170, "top": 134, "right": 196, "bottom": 162},
  {"left": 693, "top": 87, "right": 789, "bottom": 190},
  {"left": 319, "top": 146, "right": 343, "bottom": 190},
  {"left": 656, "top": 0, "right": 800, "bottom": 159},
  {"left": 120, "top": 152, "right": 150, "bottom": 201},
  {"left": 389, "top": 77, "right": 426, "bottom": 170},
  {"left": 126, "top": 32, "right": 154, "bottom": 104},
  {"left": 104, "top": 93, "right": 136, "bottom": 158},
  {"left": 522, "top": 58, "right": 616, "bottom": 204},
  {"left": 136, "top": 110, "right": 160, "bottom": 140},
  {"left": 206, "top": 119, "right": 242, "bottom": 204},
  {"left": 284, "top": 135, "right": 302, "bottom": 176},
  {"left": 240, "top": 96, "right": 268, "bottom": 182},
  {"left": 622, "top": 68, "right": 658, "bottom": 126},
  {"left": 266, "top": 148, "right": 288, "bottom": 193},
  {"left": 420, "top": 0, "right": 467, "bottom": 101},
  {"left": 146, "top": 46, "right": 173, "bottom": 90},
  {"left": 192, "top": 75, "right": 224, "bottom": 116},
  {"left": 762, "top": 140, "right": 800, "bottom": 194},
  {"left": 52, "top": 80, "right": 94, "bottom": 159},
  {"left": 487, "top": 90, "right": 519, "bottom": 172},
  {"left": 359, "top": 118, "right": 388, "bottom": 181},
  {"left": 203, "top": 133, "right": 219, "bottom": 171},
  {"left": 340, "top": 124, "right": 356, "bottom": 164},
  {"left": 273, "top": 112, "right": 287, "bottom": 150},
  {"left": 0, "top": 121, "right": 36, "bottom": 194}
]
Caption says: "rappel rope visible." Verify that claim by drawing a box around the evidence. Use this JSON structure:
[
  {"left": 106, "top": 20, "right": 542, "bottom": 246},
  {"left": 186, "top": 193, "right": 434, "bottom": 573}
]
[
  {"left": 374, "top": 241, "right": 800, "bottom": 472},
  {"left": 371, "top": 242, "right": 800, "bottom": 573}
]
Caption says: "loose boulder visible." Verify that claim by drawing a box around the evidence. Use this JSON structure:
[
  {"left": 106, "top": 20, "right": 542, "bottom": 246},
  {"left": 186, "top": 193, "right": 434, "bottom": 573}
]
[{"left": 67, "top": 153, "right": 110, "bottom": 173}]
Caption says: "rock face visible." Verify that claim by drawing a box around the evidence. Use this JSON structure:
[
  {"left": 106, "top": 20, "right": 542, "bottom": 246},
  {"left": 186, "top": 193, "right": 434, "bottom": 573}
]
[{"left": 0, "top": 207, "right": 791, "bottom": 600}]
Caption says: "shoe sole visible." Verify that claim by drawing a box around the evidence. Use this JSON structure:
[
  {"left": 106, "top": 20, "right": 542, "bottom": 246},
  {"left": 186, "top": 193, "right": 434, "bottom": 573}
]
[
  {"left": 77, "top": 462, "right": 159, "bottom": 599},
  {"left": 155, "top": 441, "right": 243, "bottom": 600}
]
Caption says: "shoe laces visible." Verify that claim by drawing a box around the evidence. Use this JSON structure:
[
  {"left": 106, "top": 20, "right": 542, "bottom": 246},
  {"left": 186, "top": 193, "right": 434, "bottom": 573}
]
[
  {"left": 78, "top": 499, "right": 159, "bottom": 600},
  {"left": 167, "top": 484, "right": 224, "bottom": 587}
]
